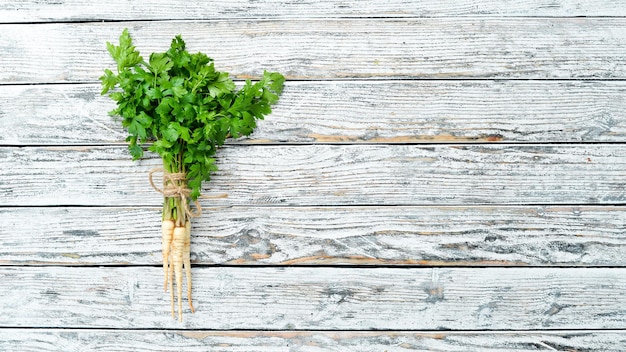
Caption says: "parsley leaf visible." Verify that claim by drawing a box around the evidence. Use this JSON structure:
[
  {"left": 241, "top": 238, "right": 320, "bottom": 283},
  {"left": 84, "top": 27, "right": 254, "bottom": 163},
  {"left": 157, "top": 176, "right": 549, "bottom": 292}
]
[{"left": 101, "top": 29, "right": 284, "bottom": 201}]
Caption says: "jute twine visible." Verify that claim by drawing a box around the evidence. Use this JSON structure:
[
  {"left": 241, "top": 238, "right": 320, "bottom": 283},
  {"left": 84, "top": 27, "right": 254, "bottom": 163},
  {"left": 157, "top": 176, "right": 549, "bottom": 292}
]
[{"left": 148, "top": 168, "right": 202, "bottom": 219}]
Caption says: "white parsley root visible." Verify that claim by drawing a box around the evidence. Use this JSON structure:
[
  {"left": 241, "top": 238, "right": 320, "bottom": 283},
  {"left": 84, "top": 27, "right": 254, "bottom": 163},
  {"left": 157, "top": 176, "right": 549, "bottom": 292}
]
[
  {"left": 171, "top": 226, "right": 186, "bottom": 322},
  {"left": 161, "top": 219, "right": 175, "bottom": 291},
  {"left": 184, "top": 220, "right": 194, "bottom": 314},
  {"left": 163, "top": 211, "right": 195, "bottom": 321}
]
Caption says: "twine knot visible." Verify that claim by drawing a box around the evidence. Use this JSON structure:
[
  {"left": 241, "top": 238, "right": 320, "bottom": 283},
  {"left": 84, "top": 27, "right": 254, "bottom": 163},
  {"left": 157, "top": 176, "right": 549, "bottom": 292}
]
[{"left": 149, "top": 168, "right": 201, "bottom": 219}]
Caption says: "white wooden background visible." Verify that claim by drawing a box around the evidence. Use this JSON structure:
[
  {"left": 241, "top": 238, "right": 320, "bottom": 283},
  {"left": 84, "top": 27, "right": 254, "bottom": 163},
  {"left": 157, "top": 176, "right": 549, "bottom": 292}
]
[{"left": 1, "top": 1, "right": 626, "bottom": 351}]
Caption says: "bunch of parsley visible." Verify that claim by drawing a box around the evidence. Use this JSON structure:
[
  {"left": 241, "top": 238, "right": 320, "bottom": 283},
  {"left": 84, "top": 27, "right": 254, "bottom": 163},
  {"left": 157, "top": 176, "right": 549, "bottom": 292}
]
[{"left": 100, "top": 29, "right": 284, "bottom": 200}]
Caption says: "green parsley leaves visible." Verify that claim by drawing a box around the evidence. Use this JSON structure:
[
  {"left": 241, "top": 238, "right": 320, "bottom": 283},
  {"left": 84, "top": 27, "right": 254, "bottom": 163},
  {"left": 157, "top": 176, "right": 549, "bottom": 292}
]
[{"left": 100, "top": 29, "right": 284, "bottom": 199}]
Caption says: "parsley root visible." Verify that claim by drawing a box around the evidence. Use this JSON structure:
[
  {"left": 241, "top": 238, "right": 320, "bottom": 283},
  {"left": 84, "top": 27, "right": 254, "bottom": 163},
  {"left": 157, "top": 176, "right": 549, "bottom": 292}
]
[
  {"left": 101, "top": 29, "right": 284, "bottom": 321},
  {"left": 161, "top": 219, "right": 175, "bottom": 291},
  {"left": 167, "top": 221, "right": 195, "bottom": 322},
  {"left": 184, "top": 220, "right": 194, "bottom": 313},
  {"left": 171, "top": 226, "right": 186, "bottom": 322}
]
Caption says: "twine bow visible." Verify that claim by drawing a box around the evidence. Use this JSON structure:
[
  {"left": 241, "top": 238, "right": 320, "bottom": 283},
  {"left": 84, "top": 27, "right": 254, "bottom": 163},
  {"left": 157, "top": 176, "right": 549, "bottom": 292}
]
[{"left": 148, "top": 168, "right": 202, "bottom": 219}]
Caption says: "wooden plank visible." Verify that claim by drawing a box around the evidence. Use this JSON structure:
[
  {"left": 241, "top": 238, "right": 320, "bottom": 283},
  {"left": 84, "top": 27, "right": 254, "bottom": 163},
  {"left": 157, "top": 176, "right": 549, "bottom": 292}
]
[
  {"left": 2, "top": 19, "right": 626, "bottom": 83},
  {"left": 3, "top": 81, "right": 626, "bottom": 145},
  {"left": 1, "top": 329, "right": 625, "bottom": 352},
  {"left": 1, "top": 145, "right": 625, "bottom": 207},
  {"left": 0, "top": 266, "right": 624, "bottom": 329},
  {"left": 4, "top": 0, "right": 626, "bottom": 23},
  {"left": 2, "top": 206, "right": 625, "bottom": 266}
]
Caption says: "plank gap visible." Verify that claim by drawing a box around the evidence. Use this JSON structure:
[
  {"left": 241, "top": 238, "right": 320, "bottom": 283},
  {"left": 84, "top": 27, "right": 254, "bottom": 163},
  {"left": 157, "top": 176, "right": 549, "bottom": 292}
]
[
  {"left": 2, "top": 264, "right": 626, "bottom": 269},
  {"left": 1, "top": 326, "right": 625, "bottom": 332}
]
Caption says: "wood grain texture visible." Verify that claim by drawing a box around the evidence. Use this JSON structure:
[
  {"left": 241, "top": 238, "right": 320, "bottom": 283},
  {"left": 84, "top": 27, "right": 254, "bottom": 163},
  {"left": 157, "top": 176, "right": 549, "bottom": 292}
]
[
  {"left": 3, "top": 80, "right": 626, "bottom": 145},
  {"left": 1, "top": 145, "right": 625, "bottom": 206},
  {"left": 2, "top": 19, "right": 626, "bottom": 84},
  {"left": 1, "top": 266, "right": 625, "bottom": 329},
  {"left": 1, "top": 206, "right": 625, "bottom": 266},
  {"left": 3, "top": 0, "right": 626, "bottom": 23},
  {"left": 4, "top": 0, "right": 626, "bottom": 347},
  {"left": 1, "top": 329, "right": 625, "bottom": 352}
]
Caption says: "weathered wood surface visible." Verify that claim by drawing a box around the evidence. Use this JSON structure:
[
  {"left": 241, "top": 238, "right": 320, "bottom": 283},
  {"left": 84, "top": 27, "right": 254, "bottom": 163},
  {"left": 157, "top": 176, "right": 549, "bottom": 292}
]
[
  {"left": 4, "top": 0, "right": 626, "bottom": 23},
  {"left": 1, "top": 329, "right": 625, "bottom": 352},
  {"left": 2, "top": 206, "right": 625, "bottom": 266},
  {"left": 3, "top": 19, "right": 626, "bottom": 84},
  {"left": 3, "top": 80, "right": 626, "bottom": 145},
  {"left": 1, "top": 145, "right": 624, "bottom": 206},
  {"left": 2, "top": 0, "right": 625, "bottom": 347},
  {"left": 1, "top": 266, "right": 625, "bottom": 330}
]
